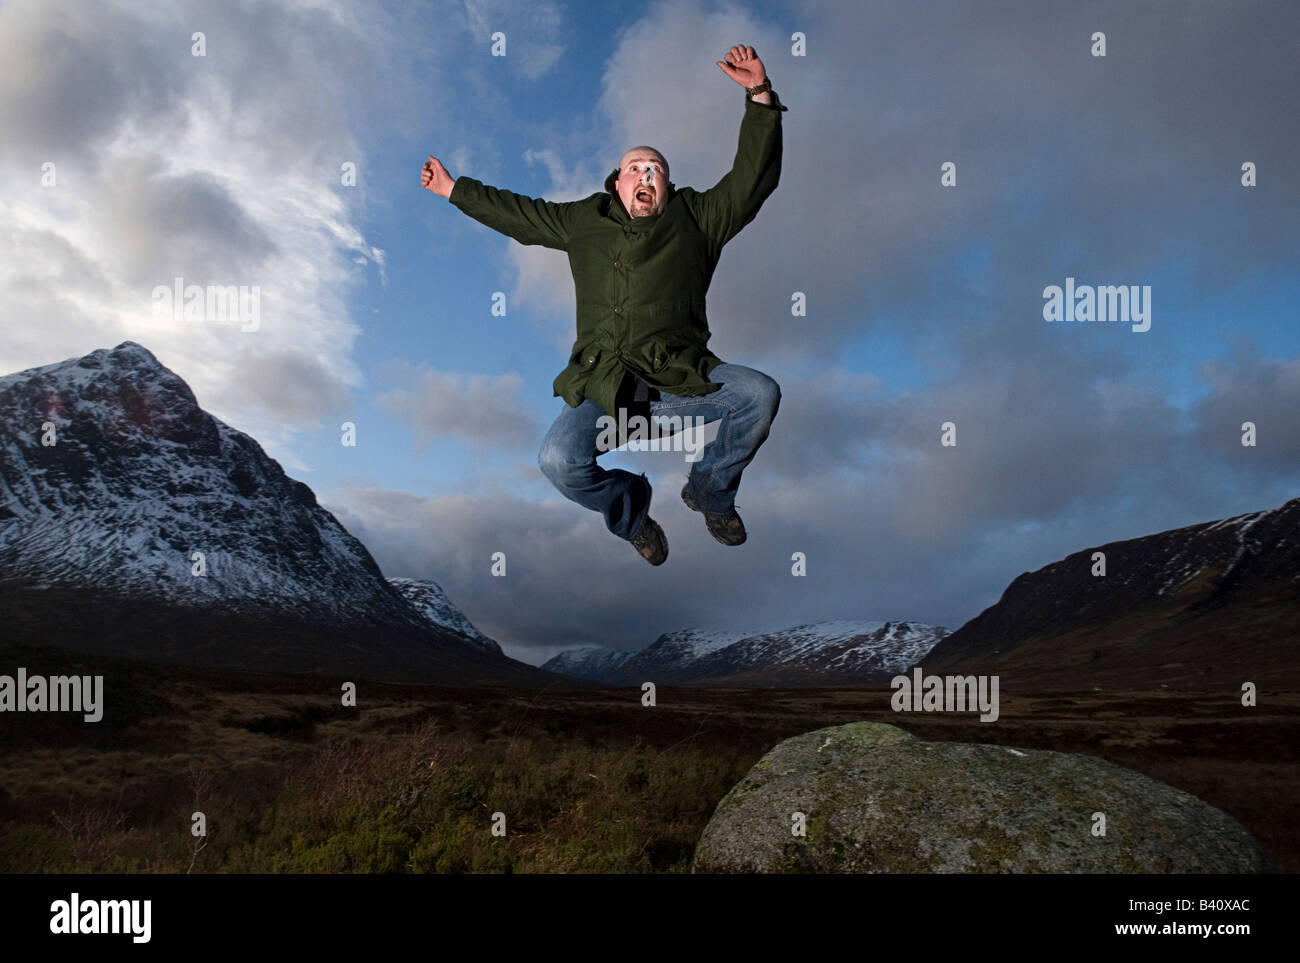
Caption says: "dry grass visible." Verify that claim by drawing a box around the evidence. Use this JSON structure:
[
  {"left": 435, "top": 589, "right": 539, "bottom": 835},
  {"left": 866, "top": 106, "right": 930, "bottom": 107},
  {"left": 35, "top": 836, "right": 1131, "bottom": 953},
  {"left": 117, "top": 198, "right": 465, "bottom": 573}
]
[{"left": 0, "top": 644, "right": 1295, "bottom": 873}]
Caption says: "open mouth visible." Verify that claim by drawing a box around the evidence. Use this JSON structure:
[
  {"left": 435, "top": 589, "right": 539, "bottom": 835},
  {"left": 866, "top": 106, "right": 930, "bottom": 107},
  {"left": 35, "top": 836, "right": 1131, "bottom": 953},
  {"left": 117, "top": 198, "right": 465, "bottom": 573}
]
[{"left": 635, "top": 188, "right": 654, "bottom": 204}]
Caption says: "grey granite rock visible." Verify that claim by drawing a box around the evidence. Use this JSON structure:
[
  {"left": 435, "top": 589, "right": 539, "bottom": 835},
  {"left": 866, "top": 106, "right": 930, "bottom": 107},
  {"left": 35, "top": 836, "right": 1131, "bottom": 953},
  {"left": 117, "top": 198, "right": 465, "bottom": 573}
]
[{"left": 692, "top": 722, "right": 1269, "bottom": 873}]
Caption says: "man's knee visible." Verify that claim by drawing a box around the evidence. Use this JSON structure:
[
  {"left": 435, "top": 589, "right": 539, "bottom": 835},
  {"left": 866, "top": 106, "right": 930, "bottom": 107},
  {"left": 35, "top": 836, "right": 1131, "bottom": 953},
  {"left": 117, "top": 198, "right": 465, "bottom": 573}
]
[
  {"left": 538, "top": 437, "right": 587, "bottom": 485},
  {"left": 538, "top": 440, "right": 563, "bottom": 481},
  {"left": 751, "top": 371, "right": 781, "bottom": 421},
  {"left": 719, "top": 364, "right": 780, "bottom": 415},
  {"left": 741, "top": 372, "right": 780, "bottom": 449}
]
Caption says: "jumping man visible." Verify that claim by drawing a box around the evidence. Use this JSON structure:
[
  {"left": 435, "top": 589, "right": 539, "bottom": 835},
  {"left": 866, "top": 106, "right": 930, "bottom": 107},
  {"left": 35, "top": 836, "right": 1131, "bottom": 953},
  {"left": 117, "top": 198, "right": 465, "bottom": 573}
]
[{"left": 422, "top": 44, "right": 787, "bottom": 565}]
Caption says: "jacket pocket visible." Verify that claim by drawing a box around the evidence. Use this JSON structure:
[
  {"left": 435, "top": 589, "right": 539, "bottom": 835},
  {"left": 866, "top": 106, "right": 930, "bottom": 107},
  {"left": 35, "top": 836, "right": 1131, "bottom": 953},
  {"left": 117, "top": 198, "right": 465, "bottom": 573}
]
[
  {"left": 569, "top": 340, "right": 601, "bottom": 368},
  {"left": 649, "top": 338, "right": 707, "bottom": 386}
]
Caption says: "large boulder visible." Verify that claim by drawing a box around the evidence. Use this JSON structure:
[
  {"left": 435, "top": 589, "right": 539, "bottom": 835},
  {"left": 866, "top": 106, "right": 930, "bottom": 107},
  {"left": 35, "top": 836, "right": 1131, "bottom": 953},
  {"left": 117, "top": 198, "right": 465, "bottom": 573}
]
[{"left": 692, "top": 722, "right": 1268, "bottom": 873}]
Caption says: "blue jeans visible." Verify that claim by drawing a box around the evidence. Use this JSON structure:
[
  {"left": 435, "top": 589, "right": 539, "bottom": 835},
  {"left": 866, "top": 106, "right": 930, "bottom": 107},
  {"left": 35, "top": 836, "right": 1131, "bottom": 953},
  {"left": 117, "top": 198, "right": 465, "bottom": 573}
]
[{"left": 538, "top": 363, "right": 781, "bottom": 541}]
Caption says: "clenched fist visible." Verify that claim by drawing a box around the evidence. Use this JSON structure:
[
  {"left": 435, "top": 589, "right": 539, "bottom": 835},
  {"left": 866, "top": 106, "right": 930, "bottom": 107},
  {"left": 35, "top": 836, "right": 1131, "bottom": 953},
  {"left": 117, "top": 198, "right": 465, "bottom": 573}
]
[
  {"left": 421, "top": 155, "right": 456, "bottom": 198},
  {"left": 716, "top": 45, "right": 766, "bottom": 88}
]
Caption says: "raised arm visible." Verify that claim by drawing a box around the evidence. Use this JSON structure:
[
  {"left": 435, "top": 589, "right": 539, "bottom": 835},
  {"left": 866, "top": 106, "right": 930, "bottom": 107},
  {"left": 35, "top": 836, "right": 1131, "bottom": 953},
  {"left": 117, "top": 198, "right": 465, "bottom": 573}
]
[
  {"left": 694, "top": 45, "right": 788, "bottom": 248},
  {"left": 423, "top": 154, "right": 575, "bottom": 251}
]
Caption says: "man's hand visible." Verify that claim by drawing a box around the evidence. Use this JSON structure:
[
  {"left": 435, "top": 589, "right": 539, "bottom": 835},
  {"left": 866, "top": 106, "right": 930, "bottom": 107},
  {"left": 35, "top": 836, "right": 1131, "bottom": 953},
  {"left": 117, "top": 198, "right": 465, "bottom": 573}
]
[
  {"left": 421, "top": 155, "right": 456, "bottom": 198},
  {"left": 715, "top": 45, "right": 765, "bottom": 88}
]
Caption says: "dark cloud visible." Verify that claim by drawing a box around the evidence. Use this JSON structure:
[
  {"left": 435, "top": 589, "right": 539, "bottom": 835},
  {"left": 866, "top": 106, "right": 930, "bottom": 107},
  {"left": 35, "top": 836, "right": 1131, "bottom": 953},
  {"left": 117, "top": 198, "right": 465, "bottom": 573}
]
[
  {"left": 374, "top": 360, "right": 543, "bottom": 450},
  {"left": 98, "top": 157, "right": 279, "bottom": 287},
  {"left": 225, "top": 347, "right": 353, "bottom": 425},
  {"left": 0, "top": 1, "right": 175, "bottom": 164},
  {"left": 1190, "top": 343, "right": 1300, "bottom": 474}
]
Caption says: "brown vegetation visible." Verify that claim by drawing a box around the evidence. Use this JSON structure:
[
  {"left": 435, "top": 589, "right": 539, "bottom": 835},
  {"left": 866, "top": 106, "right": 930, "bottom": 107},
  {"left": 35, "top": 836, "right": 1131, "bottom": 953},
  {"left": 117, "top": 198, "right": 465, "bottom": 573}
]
[{"left": 0, "top": 642, "right": 1294, "bottom": 873}]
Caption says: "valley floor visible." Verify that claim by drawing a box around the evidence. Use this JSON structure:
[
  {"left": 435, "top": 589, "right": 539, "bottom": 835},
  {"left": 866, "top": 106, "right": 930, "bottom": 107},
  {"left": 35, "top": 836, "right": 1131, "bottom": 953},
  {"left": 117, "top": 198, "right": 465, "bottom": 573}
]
[{"left": 1, "top": 642, "right": 1295, "bottom": 873}]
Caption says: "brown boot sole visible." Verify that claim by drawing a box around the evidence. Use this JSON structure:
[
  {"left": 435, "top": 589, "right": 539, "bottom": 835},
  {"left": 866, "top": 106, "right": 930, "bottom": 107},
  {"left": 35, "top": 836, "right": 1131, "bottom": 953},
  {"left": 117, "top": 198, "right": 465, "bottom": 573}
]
[{"left": 630, "top": 516, "right": 668, "bottom": 565}]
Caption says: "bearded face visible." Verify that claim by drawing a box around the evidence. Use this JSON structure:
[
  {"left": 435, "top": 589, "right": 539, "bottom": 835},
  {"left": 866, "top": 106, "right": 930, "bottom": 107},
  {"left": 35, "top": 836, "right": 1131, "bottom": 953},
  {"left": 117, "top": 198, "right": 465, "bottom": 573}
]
[{"left": 616, "top": 149, "right": 669, "bottom": 217}]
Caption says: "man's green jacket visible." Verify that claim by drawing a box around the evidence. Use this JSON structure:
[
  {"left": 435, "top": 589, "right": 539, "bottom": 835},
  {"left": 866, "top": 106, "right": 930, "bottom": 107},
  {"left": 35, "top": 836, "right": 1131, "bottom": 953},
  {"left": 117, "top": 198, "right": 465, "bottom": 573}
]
[{"left": 448, "top": 90, "right": 787, "bottom": 419}]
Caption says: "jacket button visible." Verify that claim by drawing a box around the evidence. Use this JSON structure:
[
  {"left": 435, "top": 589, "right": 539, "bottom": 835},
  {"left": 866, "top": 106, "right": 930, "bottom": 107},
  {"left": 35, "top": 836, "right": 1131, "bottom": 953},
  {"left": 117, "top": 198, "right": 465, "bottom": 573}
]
[
  {"left": 614, "top": 305, "right": 622, "bottom": 314},
  {"left": 613, "top": 260, "right": 621, "bottom": 269},
  {"left": 585, "top": 356, "right": 595, "bottom": 364}
]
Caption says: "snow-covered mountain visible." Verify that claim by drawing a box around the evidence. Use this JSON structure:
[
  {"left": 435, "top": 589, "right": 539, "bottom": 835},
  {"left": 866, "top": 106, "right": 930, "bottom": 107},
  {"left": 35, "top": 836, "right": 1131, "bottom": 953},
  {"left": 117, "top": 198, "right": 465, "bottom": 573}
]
[
  {"left": 388, "top": 577, "right": 501, "bottom": 656},
  {"left": 616, "top": 627, "right": 757, "bottom": 678},
  {"left": 540, "top": 645, "right": 633, "bottom": 681},
  {"left": 544, "top": 619, "right": 950, "bottom": 686},
  {"left": 0, "top": 342, "right": 400, "bottom": 618},
  {"left": 679, "top": 619, "right": 948, "bottom": 685},
  {"left": 0, "top": 341, "right": 552, "bottom": 684}
]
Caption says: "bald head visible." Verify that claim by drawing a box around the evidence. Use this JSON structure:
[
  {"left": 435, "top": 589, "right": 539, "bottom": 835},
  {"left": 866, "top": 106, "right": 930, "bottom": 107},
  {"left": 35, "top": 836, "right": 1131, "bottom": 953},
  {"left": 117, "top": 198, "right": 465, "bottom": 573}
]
[{"left": 619, "top": 146, "right": 669, "bottom": 180}]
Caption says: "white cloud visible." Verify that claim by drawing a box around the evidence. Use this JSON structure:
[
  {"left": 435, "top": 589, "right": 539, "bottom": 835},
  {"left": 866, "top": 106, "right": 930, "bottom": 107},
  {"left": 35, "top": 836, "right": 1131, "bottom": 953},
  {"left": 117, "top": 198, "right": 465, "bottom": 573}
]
[{"left": 0, "top": 0, "right": 392, "bottom": 463}]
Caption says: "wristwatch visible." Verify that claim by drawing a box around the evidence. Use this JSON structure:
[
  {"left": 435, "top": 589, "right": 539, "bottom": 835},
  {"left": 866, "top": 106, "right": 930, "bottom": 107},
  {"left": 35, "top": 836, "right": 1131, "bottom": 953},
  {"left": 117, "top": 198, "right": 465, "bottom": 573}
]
[{"left": 745, "top": 77, "right": 772, "bottom": 98}]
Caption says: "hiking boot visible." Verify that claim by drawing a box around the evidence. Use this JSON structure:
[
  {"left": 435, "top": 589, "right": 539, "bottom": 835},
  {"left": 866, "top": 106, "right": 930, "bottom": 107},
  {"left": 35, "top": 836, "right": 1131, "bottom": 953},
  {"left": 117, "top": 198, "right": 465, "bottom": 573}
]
[
  {"left": 630, "top": 515, "right": 668, "bottom": 565},
  {"left": 681, "top": 482, "right": 747, "bottom": 545}
]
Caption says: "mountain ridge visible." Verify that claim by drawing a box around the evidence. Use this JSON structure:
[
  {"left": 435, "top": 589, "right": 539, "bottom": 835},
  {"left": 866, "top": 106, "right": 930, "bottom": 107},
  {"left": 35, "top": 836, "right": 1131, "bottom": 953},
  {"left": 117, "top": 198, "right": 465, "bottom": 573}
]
[
  {"left": 0, "top": 341, "right": 562, "bottom": 686},
  {"left": 544, "top": 619, "right": 950, "bottom": 687},
  {"left": 923, "top": 496, "right": 1300, "bottom": 688}
]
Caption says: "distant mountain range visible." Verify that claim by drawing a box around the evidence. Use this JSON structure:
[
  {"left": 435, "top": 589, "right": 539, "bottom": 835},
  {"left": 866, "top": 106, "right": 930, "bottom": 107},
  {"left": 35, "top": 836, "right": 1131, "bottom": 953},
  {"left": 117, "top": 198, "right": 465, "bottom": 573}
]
[
  {"left": 4, "top": 341, "right": 1293, "bottom": 692},
  {"left": 543, "top": 620, "right": 950, "bottom": 686},
  {"left": 0, "top": 342, "right": 557, "bottom": 685},
  {"left": 544, "top": 496, "right": 1300, "bottom": 690},
  {"left": 923, "top": 497, "right": 1300, "bottom": 689}
]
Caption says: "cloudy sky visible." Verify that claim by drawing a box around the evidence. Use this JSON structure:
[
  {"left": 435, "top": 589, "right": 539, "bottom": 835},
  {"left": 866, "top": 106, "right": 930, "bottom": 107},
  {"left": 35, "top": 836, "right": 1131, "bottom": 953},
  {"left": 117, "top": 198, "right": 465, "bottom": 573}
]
[{"left": 2, "top": 0, "right": 1296, "bottom": 664}]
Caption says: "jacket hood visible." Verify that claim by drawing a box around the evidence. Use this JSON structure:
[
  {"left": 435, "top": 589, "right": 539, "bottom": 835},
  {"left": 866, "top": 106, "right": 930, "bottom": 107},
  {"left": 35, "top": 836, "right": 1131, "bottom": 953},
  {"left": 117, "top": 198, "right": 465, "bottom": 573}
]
[{"left": 604, "top": 167, "right": 676, "bottom": 214}]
